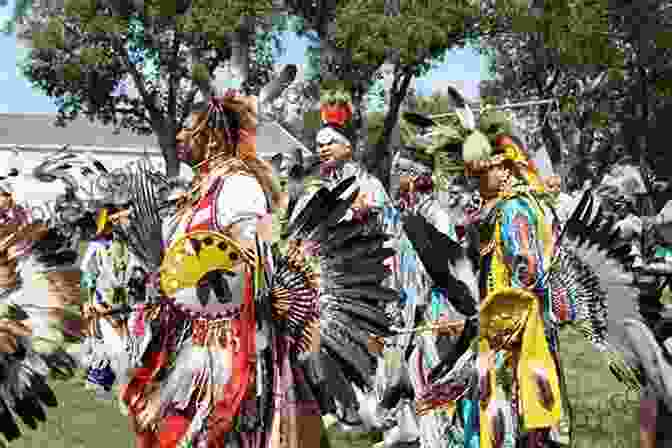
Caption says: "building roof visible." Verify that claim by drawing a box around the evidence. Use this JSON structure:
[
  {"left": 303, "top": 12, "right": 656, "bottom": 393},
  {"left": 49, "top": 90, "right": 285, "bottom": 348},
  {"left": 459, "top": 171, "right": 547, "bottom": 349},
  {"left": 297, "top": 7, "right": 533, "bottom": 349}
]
[{"left": 0, "top": 113, "right": 306, "bottom": 158}]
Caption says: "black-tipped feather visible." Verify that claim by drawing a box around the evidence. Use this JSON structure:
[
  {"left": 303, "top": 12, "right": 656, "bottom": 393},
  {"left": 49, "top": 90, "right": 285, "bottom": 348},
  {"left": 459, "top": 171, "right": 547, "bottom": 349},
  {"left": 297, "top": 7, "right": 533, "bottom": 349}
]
[
  {"left": 551, "top": 189, "right": 642, "bottom": 389},
  {"left": 121, "top": 162, "right": 164, "bottom": 270},
  {"left": 277, "top": 177, "right": 396, "bottom": 423},
  {"left": 402, "top": 212, "right": 477, "bottom": 317},
  {"left": 0, "top": 398, "right": 21, "bottom": 441}
]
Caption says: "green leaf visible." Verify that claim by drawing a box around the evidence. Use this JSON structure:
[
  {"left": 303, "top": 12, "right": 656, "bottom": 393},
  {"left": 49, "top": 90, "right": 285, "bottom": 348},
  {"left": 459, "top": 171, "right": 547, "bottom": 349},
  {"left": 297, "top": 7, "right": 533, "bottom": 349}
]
[
  {"left": 478, "top": 109, "right": 512, "bottom": 138},
  {"left": 191, "top": 63, "right": 209, "bottom": 83},
  {"left": 63, "top": 63, "right": 82, "bottom": 81}
]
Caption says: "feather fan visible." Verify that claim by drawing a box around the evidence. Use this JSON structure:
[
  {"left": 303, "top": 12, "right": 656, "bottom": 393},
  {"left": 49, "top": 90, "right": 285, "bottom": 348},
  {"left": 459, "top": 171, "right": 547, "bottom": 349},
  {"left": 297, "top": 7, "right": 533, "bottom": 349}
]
[
  {"left": 402, "top": 212, "right": 477, "bottom": 317},
  {"left": 280, "top": 177, "right": 396, "bottom": 425},
  {"left": 0, "top": 328, "right": 58, "bottom": 442},
  {"left": 550, "top": 190, "right": 642, "bottom": 389},
  {"left": 118, "top": 161, "right": 165, "bottom": 271}
]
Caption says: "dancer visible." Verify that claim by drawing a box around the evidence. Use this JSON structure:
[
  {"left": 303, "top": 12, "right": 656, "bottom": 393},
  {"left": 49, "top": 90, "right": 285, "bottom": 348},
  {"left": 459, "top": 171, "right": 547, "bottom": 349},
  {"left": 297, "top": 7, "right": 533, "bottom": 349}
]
[
  {"left": 461, "top": 114, "right": 569, "bottom": 447},
  {"left": 390, "top": 89, "right": 482, "bottom": 448},
  {"left": 311, "top": 87, "right": 433, "bottom": 445},
  {"left": 30, "top": 147, "right": 110, "bottom": 352},
  {"left": 80, "top": 204, "right": 141, "bottom": 396},
  {"left": 393, "top": 150, "right": 478, "bottom": 448},
  {"left": 105, "top": 83, "right": 396, "bottom": 448}
]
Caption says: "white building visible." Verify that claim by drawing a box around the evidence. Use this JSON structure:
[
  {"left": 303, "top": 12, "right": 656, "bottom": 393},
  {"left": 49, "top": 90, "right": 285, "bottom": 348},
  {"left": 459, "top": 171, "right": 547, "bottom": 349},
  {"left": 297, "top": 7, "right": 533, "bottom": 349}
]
[{"left": 0, "top": 112, "right": 306, "bottom": 204}]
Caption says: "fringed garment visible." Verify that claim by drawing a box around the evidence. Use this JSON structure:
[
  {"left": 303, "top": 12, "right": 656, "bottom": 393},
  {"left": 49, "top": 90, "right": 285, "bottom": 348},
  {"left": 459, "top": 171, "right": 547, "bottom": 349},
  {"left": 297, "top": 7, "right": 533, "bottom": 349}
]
[
  {"left": 121, "top": 170, "right": 321, "bottom": 448},
  {"left": 478, "top": 193, "right": 569, "bottom": 448},
  {"left": 80, "top": 236, "right": 141, "bottom": 396}
]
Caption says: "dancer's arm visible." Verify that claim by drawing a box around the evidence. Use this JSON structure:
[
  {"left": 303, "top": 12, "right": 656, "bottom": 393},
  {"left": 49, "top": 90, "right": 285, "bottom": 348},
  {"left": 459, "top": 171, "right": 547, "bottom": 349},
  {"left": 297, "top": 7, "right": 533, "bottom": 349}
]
[{"left": 499, "top": 198, "right": 546, "bottom": 290}]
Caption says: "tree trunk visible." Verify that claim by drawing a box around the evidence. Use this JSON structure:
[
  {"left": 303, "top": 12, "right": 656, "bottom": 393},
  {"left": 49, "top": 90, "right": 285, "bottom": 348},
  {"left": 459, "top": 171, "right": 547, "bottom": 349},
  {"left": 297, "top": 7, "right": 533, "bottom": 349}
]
[
  {"left": 157, "top": 121, "right": 179, "bottom": 177},
  {"left": 351, "top": 85, "right": 366, "bottom": 163},
  {"left": 539, "top": 103, "right": 563, "bottom": 169}
]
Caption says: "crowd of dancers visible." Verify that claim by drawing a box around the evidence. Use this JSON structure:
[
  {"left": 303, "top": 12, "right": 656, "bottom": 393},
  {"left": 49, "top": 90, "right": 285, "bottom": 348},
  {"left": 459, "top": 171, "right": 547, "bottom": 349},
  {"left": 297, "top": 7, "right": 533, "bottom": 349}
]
[{"left": 0, "top": 79, "right": 670, "bottom": 448}]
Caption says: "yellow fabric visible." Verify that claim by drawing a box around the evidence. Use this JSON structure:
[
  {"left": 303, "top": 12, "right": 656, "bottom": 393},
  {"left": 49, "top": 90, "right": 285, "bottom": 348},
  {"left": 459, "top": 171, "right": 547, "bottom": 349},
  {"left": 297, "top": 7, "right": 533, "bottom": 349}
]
[
  {"left": 479, "top": 338, "right": 498, "bottom": 448},
  {"left": 96, "top": 208, "right": 108, "bottom": 235},
  {"left": 479, "top": 288, "right": 561, "bottom": 448},
  {"left": 486, "top": 217, "right": 510, "bottom": 299},
  {"left": 517, "top": 294, "right": 561, "bottom": 430},
  {"left": 160, "top": 231, "right": 253, "bottom": 297}
]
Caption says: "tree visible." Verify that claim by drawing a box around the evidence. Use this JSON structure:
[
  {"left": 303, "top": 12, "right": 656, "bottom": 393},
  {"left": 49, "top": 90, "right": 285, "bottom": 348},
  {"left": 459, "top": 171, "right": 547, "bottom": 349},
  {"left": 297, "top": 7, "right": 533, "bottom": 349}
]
[
  {"left": 16, "top": 0, "right": 285, "bottom": 176},
  {"left": 479, "top": 0, "right": 672, "bottom": 189},
  {"left": 284, "top": 0, "right": 494, "bottom": 190},
  {"left": 0, "top": 0, "right": 32, "bottom": 35}
]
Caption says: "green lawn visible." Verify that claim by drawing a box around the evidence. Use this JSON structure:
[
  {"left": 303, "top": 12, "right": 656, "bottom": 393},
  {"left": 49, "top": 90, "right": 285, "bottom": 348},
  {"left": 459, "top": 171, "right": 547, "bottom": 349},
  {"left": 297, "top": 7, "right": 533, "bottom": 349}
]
[{"left": 0, "top": 327, "right": 639, "bottom": 448}]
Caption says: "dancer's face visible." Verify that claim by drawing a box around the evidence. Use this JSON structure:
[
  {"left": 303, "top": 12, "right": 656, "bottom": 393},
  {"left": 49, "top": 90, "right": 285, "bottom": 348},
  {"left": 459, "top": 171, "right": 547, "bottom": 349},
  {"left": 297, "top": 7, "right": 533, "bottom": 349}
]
[
  {"left": 478, "top": 164, "right": 508, "bottom": 197},
  {"left": 176, "top": 112, "right": 209, "bottom": 165},
  {"left": 0, "top": 193, "right": 12, "bottom": 210},
  {"left": 319, "top": 141, "right": 352, "bottom": 163}
]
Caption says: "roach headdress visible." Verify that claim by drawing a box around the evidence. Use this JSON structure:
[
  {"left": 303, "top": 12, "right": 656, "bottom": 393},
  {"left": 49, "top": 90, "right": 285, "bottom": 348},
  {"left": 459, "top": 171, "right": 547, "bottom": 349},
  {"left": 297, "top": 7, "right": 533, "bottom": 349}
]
[{"left": 318, "top": 87, "right": 355, "bottom": 146}]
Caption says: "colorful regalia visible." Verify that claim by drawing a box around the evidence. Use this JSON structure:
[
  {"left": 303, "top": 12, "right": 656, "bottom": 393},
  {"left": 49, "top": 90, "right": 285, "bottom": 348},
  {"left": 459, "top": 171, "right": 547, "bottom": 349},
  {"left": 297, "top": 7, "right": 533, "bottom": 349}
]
[
  {"left": 461, "top": 117, "right": 570, "bottom": 448},
  {"left": 80, "top": 210, "right": 141, "bottom": 396},
  {"left": 88, "top": 84, "right": 399, "bottom": 448},
  {"left": 312, "top": 89, "right": 437, "bottom": 446},
  {"left": 418, "top": 109, "right": 642, "bottom": 448}
]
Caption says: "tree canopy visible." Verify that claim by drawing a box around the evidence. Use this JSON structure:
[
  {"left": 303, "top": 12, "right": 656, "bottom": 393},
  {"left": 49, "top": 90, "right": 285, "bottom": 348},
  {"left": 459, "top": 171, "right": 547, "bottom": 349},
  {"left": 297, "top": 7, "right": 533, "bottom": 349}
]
[
  {"left": 16, "top": 0, "right": 282, "bottom": 176},
  {"left": 479, "top": 0, "right": 672, "bottom": 189}
]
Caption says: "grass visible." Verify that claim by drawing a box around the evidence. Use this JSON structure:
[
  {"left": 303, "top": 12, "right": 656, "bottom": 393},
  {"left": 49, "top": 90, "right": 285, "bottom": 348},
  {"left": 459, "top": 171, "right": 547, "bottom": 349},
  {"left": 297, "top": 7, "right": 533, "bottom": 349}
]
[
  {"left": 8, "top": 250, "right": 639, "bottom": 447},
  {"left": 557, "top": 327, "right": 640, "bottom": 448},
  {"left": 0, "top": 327, "right": 639, "bottom": 448}
]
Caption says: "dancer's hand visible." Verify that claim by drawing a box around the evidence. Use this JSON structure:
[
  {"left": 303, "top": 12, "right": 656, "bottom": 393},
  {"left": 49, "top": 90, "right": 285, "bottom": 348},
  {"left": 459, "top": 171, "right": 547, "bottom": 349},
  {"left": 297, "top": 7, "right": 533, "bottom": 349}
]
[
  {"left": 135, "top": 383, "right": 162, "bottom": 430},
  {"left": 368, "top": 335, "right": 385, "bottom": 356},
  {"left": 0, "top": 318, "right": 31, "bottom": 353},
  {"left": 433, "top": 319, "right": 465, "bottom": 337},
  {"left": 478, "top": 349, "right": 496, "bottom": 372}
]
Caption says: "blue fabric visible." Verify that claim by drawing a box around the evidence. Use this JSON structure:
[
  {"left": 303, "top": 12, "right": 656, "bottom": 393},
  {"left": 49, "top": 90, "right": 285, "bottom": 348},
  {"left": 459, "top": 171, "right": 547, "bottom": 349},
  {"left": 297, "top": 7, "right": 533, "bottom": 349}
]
[
  {"left": 460, "top": 399, "right": 479, "bottom": 448},
  {"left": 402, "top": 286, "right": 417, "bottom": 306}
]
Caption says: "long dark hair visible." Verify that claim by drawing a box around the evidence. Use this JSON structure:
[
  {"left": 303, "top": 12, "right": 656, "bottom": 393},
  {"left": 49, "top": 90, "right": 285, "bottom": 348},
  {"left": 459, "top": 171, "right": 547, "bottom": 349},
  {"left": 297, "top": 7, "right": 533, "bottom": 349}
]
[{"left": 180, "top": 98, "right": 282, "bottom": 211}]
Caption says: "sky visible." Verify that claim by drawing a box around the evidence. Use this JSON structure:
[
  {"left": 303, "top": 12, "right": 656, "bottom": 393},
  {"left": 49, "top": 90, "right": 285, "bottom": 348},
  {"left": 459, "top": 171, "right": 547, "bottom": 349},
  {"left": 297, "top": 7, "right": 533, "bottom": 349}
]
[{"left": 0, "top": 3, "right": 487, "bottom": 113}]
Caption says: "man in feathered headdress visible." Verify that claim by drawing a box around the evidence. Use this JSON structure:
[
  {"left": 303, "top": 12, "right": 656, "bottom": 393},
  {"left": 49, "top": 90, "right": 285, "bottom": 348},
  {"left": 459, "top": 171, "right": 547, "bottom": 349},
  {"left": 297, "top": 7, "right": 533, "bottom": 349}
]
[
  {"left": 311, "top": 86, "right": 431, "bottom": 445},
  {"left": 459, "top": 109, "right": 569, "bottom": 448}
]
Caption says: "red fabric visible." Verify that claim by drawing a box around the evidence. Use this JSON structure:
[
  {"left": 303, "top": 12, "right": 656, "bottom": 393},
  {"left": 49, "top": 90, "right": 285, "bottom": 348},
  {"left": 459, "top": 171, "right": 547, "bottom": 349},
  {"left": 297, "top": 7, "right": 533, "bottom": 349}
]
[
  {"left": 320, "top": 104, "right": 352, "bottom": 127},
  {"left": 157, "top": 415, "right": 191, "bottom": 448},
  {"left": 123, "top": 350, "right": 168, "bottom": 415},
  {"left": 207, "top": 269, "right": 256, "bottom": 446},
  {"left": 182, "top": 201, "right": 257, "bottom": 446},
  {"left": 494, "top": 135, "right": 513, "bottom": 148},
  {"left": 640, "top": 397, "right": 657, "bottom": 433},
  {"left": 135, "top": 430, "right": 159, "bottom": 448},
  {"left": 150, "top": 182, "right": 257, "bottom": 448}
]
